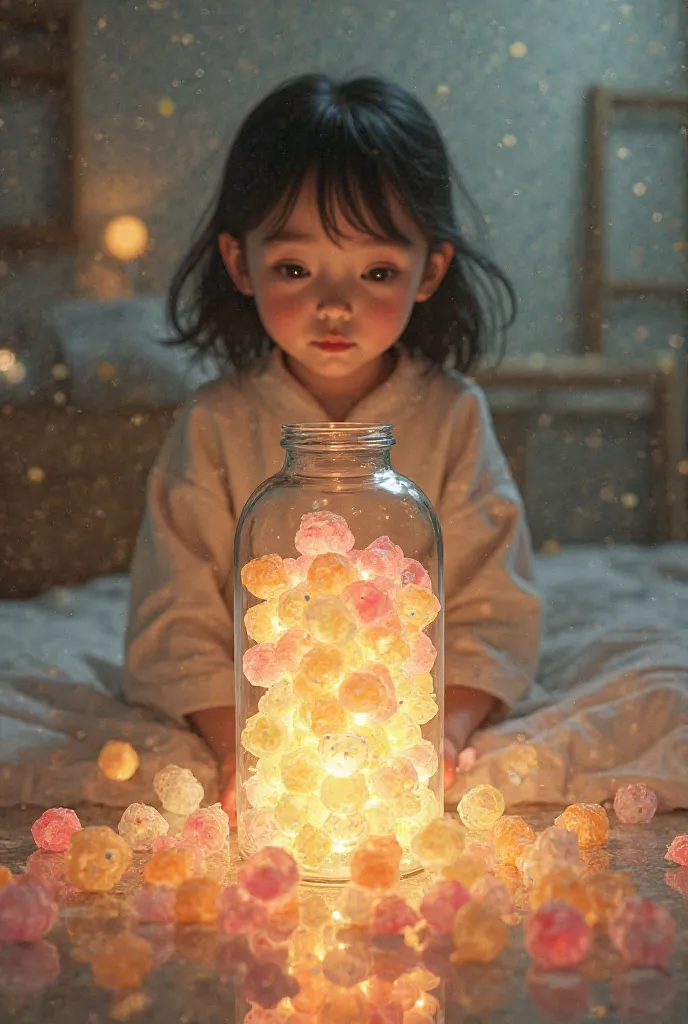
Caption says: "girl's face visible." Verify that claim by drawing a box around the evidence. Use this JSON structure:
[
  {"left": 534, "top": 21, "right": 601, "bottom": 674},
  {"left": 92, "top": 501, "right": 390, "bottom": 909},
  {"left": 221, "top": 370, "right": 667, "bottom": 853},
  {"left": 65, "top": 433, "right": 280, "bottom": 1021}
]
[{"left": 219, "top": 178, "right": 453, "bottom": 399}]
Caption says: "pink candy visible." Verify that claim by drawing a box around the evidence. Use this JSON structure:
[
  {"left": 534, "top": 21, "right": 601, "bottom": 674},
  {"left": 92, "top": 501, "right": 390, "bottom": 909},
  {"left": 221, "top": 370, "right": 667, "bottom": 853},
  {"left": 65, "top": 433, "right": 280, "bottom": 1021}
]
[
  {"left": 31, "top": 807, "right": 81, "bottom": 853},
  {"left": 273, "top": 628, "right": 311, "bottom": 675},
  {"left": 420, "top": 879, "right": 471, "bottom": 934},
  {"left": 0, "top": 877, "right": 58, "bottom": 943},
  {"left": 608, "top": 898, "right": 676, "bottom": 966},
  {"left": 182, "top": 803, "right": 229, "bottom": 856},
  {"left": 372, "top": 895, "right": 420, "bottom": 935},
  {"left": 613, "top": 783, "right": 658, "bottom": 825},
  {"left": 344, "top": 581, "right": 394, "bottom": 624},
  {"left": 295, "top": 511, "right": 355, "bottom": 557},
  {"left": 401, "top": 557, "right": 432, "bottom": 589},
  {"left": 218, "top": 884, "right": 268, "bottom": 934},
  {"left": 132, "top": 885, "right": 176, "bottom": 923},
  {"left": 237, "top": 846, "right": 299, "bottom": 902},
  {"left": 404, "top": 633, "right": 437, "bottom": 675},
  {"left": 242, "top": 642, "right": 282, "bottom": 687},
  {"left": 354, "top": 536, "right": 405, "bottom": 580},
  {"left": 525, "top": 901, "right": 592, "bottom": 968},
  {"left": 665, "top": 834, "right": 688, "bottom": 867}
]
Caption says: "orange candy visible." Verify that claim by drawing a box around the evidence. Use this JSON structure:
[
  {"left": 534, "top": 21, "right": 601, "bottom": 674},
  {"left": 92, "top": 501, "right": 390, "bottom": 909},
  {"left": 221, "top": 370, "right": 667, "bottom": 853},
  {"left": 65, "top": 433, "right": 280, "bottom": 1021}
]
[
  {"left": 91, "top": 933, "right": 152, "bottom": 991},
  {"left": 554, "top": 803, "right": 609, "bottom": 848},
  {"left": 241, "top": 553, "right": 289, "bottom": 599},
  {"left": 0, "top": 866, "right": 12, "bottom": 889},
  {"left": 530, "top": 866, "right": 594, "bottom": 924},
  {"left": 585, "top": 870, "right": 637, "bottom": 927},
  {"left": 350, "top": 836, "right": 403, "bottom": 892},
  {"left": 142, "top": 848, "right": 194, "bottom": 888},
  {"left": 452, "top": 901, "right": 508, "bottom": 964},
  {"left": 174, "top": 877, "right": 222, "bottom": 924},
  {"left": 491, "top": 815, "right": 535, "bottom": 865},
  {"left": 307, "top": 553, "right": 358, "bottom": 595}
]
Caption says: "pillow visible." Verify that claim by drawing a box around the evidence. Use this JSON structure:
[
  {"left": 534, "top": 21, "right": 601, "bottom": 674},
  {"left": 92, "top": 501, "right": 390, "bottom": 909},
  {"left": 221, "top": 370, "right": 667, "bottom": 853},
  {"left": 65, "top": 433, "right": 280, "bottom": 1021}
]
[{"left": 42, "top": 296, "right": 217, "bottom": 408}]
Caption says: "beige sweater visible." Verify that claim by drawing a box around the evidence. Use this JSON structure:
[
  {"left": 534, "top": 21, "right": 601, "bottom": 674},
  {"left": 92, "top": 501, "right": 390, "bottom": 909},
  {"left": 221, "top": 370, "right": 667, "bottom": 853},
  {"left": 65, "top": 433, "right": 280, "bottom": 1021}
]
[{"left": 124, "top": 349, "right": 542, "bottom": 724}]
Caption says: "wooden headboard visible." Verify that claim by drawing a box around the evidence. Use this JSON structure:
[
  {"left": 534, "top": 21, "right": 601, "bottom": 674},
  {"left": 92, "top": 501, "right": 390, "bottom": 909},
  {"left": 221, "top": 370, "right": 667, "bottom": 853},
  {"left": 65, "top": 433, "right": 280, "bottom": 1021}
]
[{"left": 1, "top": 356, "right": 685, "bottom": 599}]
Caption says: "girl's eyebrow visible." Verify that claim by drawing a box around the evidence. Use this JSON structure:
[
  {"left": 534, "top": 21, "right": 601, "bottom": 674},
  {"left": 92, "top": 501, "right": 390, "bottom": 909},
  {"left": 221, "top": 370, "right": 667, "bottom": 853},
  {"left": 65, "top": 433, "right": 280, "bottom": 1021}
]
[{"left": 261, "top": 228, "right": 412, "bottom": 249}]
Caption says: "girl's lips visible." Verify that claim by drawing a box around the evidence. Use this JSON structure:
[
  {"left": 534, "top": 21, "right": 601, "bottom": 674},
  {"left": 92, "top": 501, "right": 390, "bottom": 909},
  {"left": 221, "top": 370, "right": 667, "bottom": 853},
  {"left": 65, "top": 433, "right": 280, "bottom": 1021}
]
[{"left": 312, "top": 339, "right": 355, "bottom": 353}]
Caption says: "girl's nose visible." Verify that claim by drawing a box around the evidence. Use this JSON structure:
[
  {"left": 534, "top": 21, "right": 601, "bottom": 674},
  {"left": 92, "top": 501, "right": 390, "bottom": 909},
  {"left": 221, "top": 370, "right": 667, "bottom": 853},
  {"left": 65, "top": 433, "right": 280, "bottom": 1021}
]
[{"left": 316, "top": 295, "right": 352, "bottom": 320}]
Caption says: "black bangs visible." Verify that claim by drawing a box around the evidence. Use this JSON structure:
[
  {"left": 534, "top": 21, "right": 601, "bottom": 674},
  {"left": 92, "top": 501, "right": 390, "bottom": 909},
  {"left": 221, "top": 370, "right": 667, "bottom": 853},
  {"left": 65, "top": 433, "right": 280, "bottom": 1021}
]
[{"left": 166, "top": 73, "right": 516, "bottom": 373}]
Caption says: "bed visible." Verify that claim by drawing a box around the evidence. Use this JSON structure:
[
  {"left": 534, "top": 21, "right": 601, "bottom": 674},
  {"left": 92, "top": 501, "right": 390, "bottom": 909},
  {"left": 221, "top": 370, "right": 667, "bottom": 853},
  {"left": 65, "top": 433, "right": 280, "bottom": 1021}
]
[{"left": 1, "top": 297, "right": 687, "bottom": 813}]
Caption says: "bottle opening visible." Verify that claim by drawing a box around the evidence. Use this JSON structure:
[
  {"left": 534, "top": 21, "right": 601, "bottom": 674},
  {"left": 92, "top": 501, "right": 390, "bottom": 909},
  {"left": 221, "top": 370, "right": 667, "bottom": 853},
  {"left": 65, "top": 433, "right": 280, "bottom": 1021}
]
[{"left": 281, "top": 423, "right": 395, "bottom": 452}]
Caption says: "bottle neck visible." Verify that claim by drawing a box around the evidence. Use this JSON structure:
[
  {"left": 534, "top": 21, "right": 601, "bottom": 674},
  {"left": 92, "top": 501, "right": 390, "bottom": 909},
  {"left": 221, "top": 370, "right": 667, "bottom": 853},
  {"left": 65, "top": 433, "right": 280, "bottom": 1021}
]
[{"left": 280, "top": 424, "right": 395, "bottom": 479}]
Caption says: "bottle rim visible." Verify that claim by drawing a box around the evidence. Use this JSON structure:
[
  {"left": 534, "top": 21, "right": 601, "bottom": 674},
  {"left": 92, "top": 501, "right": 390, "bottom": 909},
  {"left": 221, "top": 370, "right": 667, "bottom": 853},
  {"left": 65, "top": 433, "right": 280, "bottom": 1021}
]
[{"left": 280, "top": 422, "right": 395, "bottom": 450}]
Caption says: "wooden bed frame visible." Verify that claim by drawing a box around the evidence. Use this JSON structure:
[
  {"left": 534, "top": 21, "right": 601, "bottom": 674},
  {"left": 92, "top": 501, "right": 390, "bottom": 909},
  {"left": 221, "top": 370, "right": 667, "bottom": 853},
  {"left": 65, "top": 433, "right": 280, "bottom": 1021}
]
[{"left": 1, "top": 353, "right": 685, "bottom": 599}]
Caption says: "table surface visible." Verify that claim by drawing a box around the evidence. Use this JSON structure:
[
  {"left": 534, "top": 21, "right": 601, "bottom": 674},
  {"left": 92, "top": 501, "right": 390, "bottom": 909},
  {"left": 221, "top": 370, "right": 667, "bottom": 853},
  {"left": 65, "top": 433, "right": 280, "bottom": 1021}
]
[{"left": 1, "top": 804, "right": 687, "bottom": 1023}]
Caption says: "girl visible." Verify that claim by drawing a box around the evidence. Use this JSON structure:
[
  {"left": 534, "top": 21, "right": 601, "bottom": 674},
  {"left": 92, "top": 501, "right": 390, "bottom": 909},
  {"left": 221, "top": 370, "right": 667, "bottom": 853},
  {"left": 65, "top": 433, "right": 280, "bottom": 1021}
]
[{"left": 124, "top": 73, "right": 542, "bottom": 820}]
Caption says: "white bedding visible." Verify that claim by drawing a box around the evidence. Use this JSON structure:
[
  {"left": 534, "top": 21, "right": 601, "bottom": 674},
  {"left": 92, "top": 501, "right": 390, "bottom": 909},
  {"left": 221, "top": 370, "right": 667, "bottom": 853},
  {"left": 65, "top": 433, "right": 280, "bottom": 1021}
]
[{"left": 1, "top": 545, "right": 687, "bottom": 811}]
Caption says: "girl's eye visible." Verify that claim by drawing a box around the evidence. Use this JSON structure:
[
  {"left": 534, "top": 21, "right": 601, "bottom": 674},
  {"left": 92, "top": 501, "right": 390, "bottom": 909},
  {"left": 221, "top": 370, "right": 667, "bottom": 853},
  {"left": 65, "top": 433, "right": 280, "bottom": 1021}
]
[
  {"left": 365, "top": 267, "right": 398, "bottom": 283},
  {"left": 276, "top": 263, "right": 308, "bottom": 279}
]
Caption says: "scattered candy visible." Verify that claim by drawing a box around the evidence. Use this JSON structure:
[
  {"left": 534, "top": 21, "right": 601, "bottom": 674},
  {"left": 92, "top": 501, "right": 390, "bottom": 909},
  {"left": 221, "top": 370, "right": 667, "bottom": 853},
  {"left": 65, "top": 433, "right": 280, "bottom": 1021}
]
[
  {"left": 182, "top": 803, "right": 229, "bottom": 855},
  {"left": 218, "top": 883, "right": 267, "bottom": 934},
  {"left": 451, "top": 901, "right": 508, "bottom": 964},
  {"left": 90, "top": 933, "right": 152, "bottom": 991},
  {"left": 420, "top": 879, "right": 471, "bottom": 934},
  {"left": 238, "top": 846, "right": 299, "bottom": 902},
  {"left": 65, "top": 826, "right": 132, "bottom": 892},
  {"left": 411, "top": 817, "right": 465, "bottom": 870},
  {"left": 31, "top": 807, "right": 81, "bottom": 852},
  {"left": 613, "top": 783, "right": 658, "bottom": 824},
  {"left": 322, "top": 944, "right": 372, "bottom": 985},
  {"left": 554, "top": 803, "right": 609, "bottom": 848},
  {"left": 458, "top": 785, "right": 505, "bottom": 831},
  {"left": 372, "top": 895, "right": 420, "bottom": 935},
  {"left": 174, "top": 877, "right": 222, "bottom": 924},
  {"left": 153, "top": 765, "right": 204, "bottom": 816},
  {"left": 525, "top": 900, "right": 592, "bottom": 967},
  {"left": 142, "top": 848, "right": 194, "bottom": 888},
  {"left": 491, "top": 815, "right": 535, "bottom": 865},
  {"left": 132, "top": 886, "right": 176, "bottom": 923},
  {"left": 118, "top": 803, "right": 169, "bottom": 851},
  {"left": 0, "top": 877, "right": 58, "bottom": 942},
  {"left": 608, "top": 897, "right": 676, "bottom": 966},
  {"left": 97, "top": 740, "right": 140, "bottom": 781},
  {"left": 350, "top": 836, "right": 402, "bottom": 891},
  {"left": 665, "top": 834, "right": 688, "bottom": 867}
]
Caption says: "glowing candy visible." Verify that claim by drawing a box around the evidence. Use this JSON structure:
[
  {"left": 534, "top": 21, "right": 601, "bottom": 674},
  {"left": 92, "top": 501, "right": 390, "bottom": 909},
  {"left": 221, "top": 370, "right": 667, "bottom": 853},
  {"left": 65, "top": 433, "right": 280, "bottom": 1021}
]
[
  {"left": 405, "top": 633, "right": 437, "bottom": 674},
  {"left": 280, "top": 748, "right": 325, "bottom": 793},
  {"left": 31, "top": 807, "right": 81, "bottom": 853},
  {"left": 394, "top": 584, "right": 441, "bottom": 632},
  {"left": 294, "top": 510, "right": 355, "bottom": 556},
  {"left": 305, "top": 596, "right": 357, "bottom": 646},
  {"left": 153, "top": 765, "right": 204, "bottom": 816},
  {"left": 323, "top": 812, "right": 369, "bottom": 849},
  {"left": 613, "top": 783, "right": 658, "bottom": 824},
  {"left": 322, "top": 946, "right": 372, "bottom": 986},
  {"left": 458, "top": 785, "right": 505, "bottom": 831},
  {"left": 243, "top": 642, "right": 282, "bottom": 687},
  {"left": 401, "top": 557, "right": 432, "bottom": 589},
  {"left": 66, "top": 826, "right": 132, "bottom": 892},
  {"left": 294, "top": 825, "right": 334, "bottom": 868},
  {"left": 339, "top": 666, "right": 396, "bottom": 722},
  {"left": 244, "top": 601, "right": 281, "bottom": 643},
  {"left": 344, "top": 580, "right": 393, "bottom": 623},
  {"left": 242, "top": 714, "right": 288, "bottom": 758},
  {"left": 491, "top": 815, "right": 535, "bottom": 864},
  {"left": 350, "top": 836, "right": 402, "bottom": 891},
  {"left": 321, "top": 773, "right": 369, "bottom": 813},
  {"left": 241, "top": 553, "right": 289, "bottom": 599},
  {"left": 319, "top": 732, "right": 369, "bottom": 776},
  {"left": 97, "top": 740, "right": 140, "bottom": 781},
  {"left": 358, "top": 625, "right": 410, "bottom": 666},
  {"left": 554, "top": 803, "right": 609, "bottom": 848},
  {"left": 371, "top": 757, "right": 418, "bottom": 801},
  {"left": 308, "top": 552, "right": 358, "bottom": 594},
  {"left": 294, "top": 644, "right": 346, "bottom": 700},
  {"left": 302, "top": 698, "right": 349, "bottom": 737}
]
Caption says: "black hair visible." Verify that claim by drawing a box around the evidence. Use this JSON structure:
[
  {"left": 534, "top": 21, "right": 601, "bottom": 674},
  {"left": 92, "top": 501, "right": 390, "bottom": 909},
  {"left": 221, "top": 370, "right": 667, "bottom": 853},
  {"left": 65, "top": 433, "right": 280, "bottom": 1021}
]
[{"left": 167, "top": 73, "right": 516, "bottom": 374}]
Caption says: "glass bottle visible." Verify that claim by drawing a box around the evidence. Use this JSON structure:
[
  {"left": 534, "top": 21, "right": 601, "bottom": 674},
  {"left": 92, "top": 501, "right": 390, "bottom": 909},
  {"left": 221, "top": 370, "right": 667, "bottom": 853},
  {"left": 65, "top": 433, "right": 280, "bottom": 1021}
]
[{"left": 234, "top": 423, "right": 444, "bottom": 881}]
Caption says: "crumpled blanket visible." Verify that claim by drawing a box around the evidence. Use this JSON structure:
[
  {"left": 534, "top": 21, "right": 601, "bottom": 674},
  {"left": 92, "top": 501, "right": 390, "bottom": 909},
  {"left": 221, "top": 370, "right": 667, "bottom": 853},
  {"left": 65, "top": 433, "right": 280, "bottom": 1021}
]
[{"left": 1, "top": 545, "right": 687, "bottom": 811}]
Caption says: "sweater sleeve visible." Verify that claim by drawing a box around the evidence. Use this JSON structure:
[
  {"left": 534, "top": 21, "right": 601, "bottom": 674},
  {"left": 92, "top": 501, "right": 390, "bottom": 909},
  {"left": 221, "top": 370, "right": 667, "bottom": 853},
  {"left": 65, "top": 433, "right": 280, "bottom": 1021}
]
[
  {"left": 123, "top": 401, "right": 237, "bottom": 724},
  {"left": 439, "top": 382, "right": 542, "bottom": 710}
]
